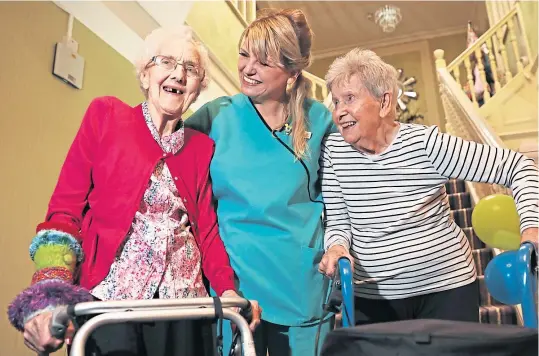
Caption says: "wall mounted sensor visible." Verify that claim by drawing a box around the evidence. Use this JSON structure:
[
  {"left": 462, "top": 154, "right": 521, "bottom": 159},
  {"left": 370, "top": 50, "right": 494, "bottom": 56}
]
[{"left": 52, "top": 15, "right": 85, "bottom": 89}]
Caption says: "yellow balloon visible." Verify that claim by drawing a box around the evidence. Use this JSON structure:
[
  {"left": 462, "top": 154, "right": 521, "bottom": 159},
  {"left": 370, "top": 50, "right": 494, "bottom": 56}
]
[{"left": 471, "top": 194, "right": 521, "bottom": 250}]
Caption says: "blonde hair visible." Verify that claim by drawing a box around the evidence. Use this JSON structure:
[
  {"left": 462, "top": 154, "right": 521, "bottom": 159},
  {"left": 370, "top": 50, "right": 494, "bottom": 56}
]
[
  {"left": 135, "top": 26, "right": 210, "bottom": 98},
  {"left": 325, "top": 48, "right": 399, "bottom": 100},
  {"left": 240, "top": 9, "right": 313, "bottom": 158}
]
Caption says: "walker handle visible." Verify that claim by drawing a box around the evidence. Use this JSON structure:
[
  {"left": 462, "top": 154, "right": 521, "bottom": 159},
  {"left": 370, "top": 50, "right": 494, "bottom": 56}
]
[
  {"left": 49, "top": 305, "right": 75, "bottom": 339},
  {"left": 338, "top": 257, "right": 355, "bottom": 327}
]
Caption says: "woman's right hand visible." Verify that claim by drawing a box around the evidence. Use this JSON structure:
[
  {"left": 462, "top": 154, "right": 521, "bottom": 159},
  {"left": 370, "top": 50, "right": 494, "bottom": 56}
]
[
  {"left": 23, "top": 312, "right": 64, "bottom": 354},
  {"left": 318, "top": 245, "right": 354, "bottom": 278},
  {"left": 222, "top": 290, "right": 262, "bottom": 331}
]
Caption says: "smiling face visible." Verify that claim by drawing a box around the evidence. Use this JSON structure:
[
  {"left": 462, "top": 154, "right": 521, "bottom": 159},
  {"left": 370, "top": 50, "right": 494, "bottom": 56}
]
[
  {"left": 140, "top": 39, "right": 202, "bottom": 120},
  {"left": 237, "top": 42, "right": 296, "bottom": 103},
  {"left": 331, "top": 75, "right": 385, "bottom": 147}
]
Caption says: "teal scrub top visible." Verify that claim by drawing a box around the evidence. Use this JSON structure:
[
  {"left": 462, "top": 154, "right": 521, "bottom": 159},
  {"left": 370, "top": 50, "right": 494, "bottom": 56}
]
[{"left": 186, "top": 93, "right": 335, "bottom": 326}]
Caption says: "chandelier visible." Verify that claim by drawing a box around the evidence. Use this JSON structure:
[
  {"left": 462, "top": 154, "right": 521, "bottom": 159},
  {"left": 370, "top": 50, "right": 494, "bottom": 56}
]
[{"left": 374, "top": 5, "right": 402, "bottom": 33}]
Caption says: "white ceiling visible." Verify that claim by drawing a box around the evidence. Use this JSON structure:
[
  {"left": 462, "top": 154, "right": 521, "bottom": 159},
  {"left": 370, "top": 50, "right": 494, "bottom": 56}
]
[
  {"left": 55, "top": 0, "right": 491, "bottom": 108},
  {"left": 257, "top": 1, "right": 489, "bottom": 59}
]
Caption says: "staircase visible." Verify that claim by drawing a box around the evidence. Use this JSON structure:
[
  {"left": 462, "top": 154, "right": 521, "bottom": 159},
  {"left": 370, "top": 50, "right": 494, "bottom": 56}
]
[
  {"left": 446, "top": 179, "right": 520, "bottom": 325},
  {"left": 434, "top": 2, "right": 537, "bottom": 152}
]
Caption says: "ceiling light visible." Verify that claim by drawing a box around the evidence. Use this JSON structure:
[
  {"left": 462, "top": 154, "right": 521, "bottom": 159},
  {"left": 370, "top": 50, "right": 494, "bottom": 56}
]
[{"left": 374, "top": 5, "right": 402, "bottom": 33}]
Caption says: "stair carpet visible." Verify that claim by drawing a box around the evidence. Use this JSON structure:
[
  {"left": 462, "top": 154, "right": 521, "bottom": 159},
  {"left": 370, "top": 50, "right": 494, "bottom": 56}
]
[{"left": 446, "top": 179, "right": 520, "bottom": 325}]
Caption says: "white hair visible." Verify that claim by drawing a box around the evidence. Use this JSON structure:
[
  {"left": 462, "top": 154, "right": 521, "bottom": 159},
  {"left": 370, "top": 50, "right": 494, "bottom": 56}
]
[
  {"left": 325, "top": 48, "right": 398, "bottom": 99},
  {"left": 135, "top": 26, "right": 210, "bottom": 96}
]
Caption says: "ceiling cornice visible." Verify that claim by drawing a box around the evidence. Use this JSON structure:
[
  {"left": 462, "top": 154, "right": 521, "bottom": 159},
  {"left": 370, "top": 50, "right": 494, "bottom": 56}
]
[{"left": 313, "top": 25, "right": 467, "bottom": 61}]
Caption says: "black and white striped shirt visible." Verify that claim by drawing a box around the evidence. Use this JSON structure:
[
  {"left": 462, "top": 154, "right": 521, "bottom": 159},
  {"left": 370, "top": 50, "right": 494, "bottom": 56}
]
[{"left": 320, "top": 124, "right": 538, "bottom": 299}]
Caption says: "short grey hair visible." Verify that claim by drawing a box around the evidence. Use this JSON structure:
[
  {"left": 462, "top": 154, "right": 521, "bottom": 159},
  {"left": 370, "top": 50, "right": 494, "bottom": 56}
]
[
  {"left": 135, "top": 26, "right": 210, "bottom": 96},
  {"left": 325, "top": 48, "right": 398, "bottom": 99}
]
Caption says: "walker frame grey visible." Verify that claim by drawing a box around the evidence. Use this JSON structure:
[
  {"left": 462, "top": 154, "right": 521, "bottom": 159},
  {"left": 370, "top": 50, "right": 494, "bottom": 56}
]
[{"left": 50, "top": 297, "right": 256, "bottom": 356}]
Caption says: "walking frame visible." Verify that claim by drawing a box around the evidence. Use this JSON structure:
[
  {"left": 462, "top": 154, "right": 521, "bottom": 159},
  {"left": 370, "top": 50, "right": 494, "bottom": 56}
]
[{"left": 50, "top": 297, "right": 256, "bottom": 356}]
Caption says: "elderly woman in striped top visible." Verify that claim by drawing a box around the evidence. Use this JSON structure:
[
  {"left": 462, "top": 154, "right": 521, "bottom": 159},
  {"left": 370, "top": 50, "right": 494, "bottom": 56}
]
[{"left": 317, "top": 48, "right": 538, "bottom": 325}]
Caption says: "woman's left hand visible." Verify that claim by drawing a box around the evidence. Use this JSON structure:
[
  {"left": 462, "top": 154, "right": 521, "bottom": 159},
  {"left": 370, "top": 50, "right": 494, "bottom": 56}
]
[{"left": 221, "top": 290, "right": 262, "bottom": 331}]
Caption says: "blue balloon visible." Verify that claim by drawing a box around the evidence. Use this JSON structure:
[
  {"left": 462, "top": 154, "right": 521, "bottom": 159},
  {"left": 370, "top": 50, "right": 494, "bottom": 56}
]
[
  {"left": 485, "top": 243, "right": 538, "bottom": 328},
  {"left": 484, "top": 250, "right": 522, "bottom": 305}
]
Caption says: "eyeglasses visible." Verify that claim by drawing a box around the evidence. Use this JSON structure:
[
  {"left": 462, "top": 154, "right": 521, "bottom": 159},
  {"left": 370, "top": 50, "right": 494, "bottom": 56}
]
[{"left": 150, "top": 55, "right": 201, "bottom": 78}]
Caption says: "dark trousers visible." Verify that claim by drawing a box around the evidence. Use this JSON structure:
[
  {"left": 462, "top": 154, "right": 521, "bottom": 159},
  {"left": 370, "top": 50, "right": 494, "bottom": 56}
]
[
  {"left": 355, "top": 280, "right": 480, "bottom": 325},
  {"left": 71, "top": 293, "right": 216, "bottom": 356},
  {"left": 78, "top": 319, "right": 216, "bottom": 356}
]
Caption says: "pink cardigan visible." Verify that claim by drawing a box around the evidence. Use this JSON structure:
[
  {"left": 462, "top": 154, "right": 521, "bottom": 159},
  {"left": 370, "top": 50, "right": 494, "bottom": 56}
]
[{"left": 41, "top": 96, "right": 235, "bottom": 294}]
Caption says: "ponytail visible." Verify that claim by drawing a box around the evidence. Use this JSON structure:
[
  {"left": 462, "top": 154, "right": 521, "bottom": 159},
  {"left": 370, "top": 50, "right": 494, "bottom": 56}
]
[{"left": 289, "top": 73, "right": 311, "bottom": 159}]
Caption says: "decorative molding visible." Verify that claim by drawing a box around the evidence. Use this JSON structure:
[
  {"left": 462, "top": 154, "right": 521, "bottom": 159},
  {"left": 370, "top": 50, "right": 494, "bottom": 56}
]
[
  {"left": 367, "top": 39, "right": 427, "bottom": 57},
  {"left": 312, "top": 25, "right": 467, "bottom": 60}
]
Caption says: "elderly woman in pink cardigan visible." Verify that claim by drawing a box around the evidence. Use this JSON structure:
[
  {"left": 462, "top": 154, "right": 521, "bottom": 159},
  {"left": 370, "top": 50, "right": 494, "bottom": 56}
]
[{"left": 8, "top": 26, "right": 260, "bottom": 356}]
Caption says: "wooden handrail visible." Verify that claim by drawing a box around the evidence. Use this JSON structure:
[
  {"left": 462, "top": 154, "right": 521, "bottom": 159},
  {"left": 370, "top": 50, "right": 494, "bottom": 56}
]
[
  {"left": 437, "top": 67, "right": 506, "bottom": 148},
  {"left": 448, "top": 7, "right": 518, "bottom": 72}
]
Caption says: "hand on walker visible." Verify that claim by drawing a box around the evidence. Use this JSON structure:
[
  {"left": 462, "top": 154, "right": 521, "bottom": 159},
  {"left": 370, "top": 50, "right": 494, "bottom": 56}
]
[
  {"left": 319, "top": 245, "right": 354, "bottom": 278},
  {"left": 23, "top": 311, "right": 65, "bottom": 355},
  {"left": 521, "top": 227, "right": 538, "bottom": 248},
  {"left": 222, "top": 290, "right": 262, "bottom": 332}
]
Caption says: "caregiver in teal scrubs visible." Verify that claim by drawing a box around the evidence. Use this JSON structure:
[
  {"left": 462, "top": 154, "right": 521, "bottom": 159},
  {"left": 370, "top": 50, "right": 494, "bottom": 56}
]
[{"left": 185, "top": 8, "right": 334, "bottom": 356}]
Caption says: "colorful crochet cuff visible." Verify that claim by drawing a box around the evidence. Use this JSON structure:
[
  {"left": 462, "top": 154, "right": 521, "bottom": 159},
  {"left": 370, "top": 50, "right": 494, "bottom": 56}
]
[
  {"left": 31, "top": 266, "right": 73, "bottom": 285},
  {"left": 7, "top": 280, "right": 93, "bottom": 332},
  {"left": 29, "top": 229, "right": 84, "bottom": 264}
]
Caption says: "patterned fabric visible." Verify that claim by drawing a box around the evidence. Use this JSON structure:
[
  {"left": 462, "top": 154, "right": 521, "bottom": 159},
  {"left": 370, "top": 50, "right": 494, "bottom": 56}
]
[
  {"left": 445, "top": 179, "right": 520, "bottom": 325},
  {"left": 321, "top": 125, "right": 478, "bottom": 300},
  {"left": 141, "top": 101, "right": 185, "bottom": 152},
  {"left": 91, "top": 102, "right": 207, "bottom": 301},
  {"left": 31, "top": 266, "right": 72, "bottom": 284}
]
